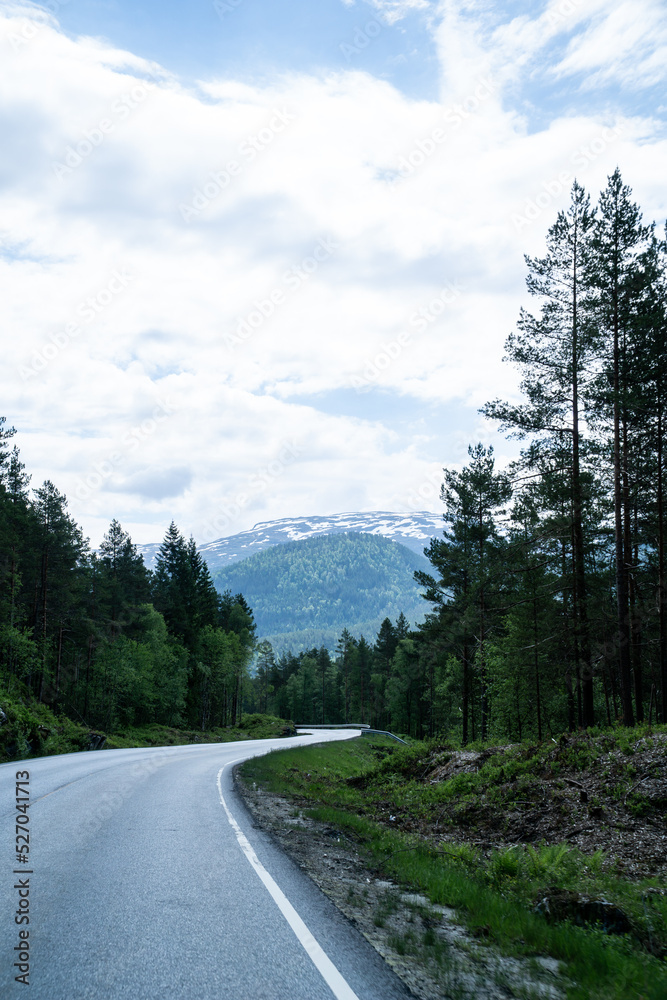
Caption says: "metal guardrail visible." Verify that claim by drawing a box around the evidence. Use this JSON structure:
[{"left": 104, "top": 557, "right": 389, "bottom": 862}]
[
  {"left": 294, "top": 724, "right": 407, "bottom": 744},
  {"left": 360, "top": 729, "right": 407, "bottom": 745},
  {"left": 294, "top": 724, "right": 370, "bottom": 730}
]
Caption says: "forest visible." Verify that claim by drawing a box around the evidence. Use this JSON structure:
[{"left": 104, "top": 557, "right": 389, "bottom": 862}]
[
  {"left": 211, "top": 530, "right": 430, "bottom": 646},
  {"left": 226, "top": 170, "right": 667, "bottom": 741},
  {"left": 1, "top": 169, "right": 666, "bottom": 749},
  {"left": 0, "top": 475, "right": 257, "bottom": 738}
]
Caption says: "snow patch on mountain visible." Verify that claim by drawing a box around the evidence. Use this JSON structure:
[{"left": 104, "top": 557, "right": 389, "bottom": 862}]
[{"left": 137, "top": 511, "right": 443, "bottom": 571}]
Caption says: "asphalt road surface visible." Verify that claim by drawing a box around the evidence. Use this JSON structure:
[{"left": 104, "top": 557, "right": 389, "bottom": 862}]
[{"left": 1, "top": 730, "right": 414, "bottom": 999}]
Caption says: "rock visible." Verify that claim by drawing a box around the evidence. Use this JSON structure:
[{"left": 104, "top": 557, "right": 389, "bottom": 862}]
[
  {"left": 401, "top": 893, "right": 431, "bottom": 908},
  {"left": 533, "top": 889, "right": 632, "bottom": 935}
]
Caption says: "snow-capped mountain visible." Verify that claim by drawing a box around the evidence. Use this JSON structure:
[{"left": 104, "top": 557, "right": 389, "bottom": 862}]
[{"left": 137, "top": 511, "right": 443, "bottom": 572}]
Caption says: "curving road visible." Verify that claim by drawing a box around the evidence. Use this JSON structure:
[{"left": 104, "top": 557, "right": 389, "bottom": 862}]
[{"left": 1, "top": 731, "right": 413, "bottom": 999}]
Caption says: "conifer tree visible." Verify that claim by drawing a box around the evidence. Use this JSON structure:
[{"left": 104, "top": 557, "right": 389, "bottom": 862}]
[
  {"left": 336, "top": 627, "right": 354, "bottom": 723},
  {"left": 483, "top": 181, "right": 599, "bottom": 725},
  {"left": 99, "top": 520, "right": 150, "bottom": 638},
  {"left": 418, "top": 444, "right": 511, "bottom": 740},
  {"left": 0, "top": 417, "right": 16, "bottom": 479},
  {"left": 589, "top": 169, "right": 656, "bottom": 725},
  {"left": 31, "top": 480, "right": 86, "bottom": 703}
]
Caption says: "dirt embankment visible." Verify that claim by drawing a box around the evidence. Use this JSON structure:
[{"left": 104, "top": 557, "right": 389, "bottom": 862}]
[
  {"left": 235, "top": 730, "right": 667, "bottom": 1000},
  {"left": 236, "top": 773, "right": 566, "bottom": 1000},
  {"left": 400, "top": 732, "right": 667, "bottom": 882}
]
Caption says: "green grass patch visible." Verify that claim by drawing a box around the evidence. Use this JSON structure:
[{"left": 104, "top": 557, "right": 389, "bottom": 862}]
[
  {"left": 0, "top": 684, "right": 295, "bottom": 762},
  {"left": 105, "top": 714, "right": 293, "bottom": 750},
  {"left": 240, "top": 735, "right": 667, "bottom": 1000}
]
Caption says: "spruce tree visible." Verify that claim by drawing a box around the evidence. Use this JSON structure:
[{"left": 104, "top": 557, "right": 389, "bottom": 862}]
[
  {"left": 418, "top": 444, "right": 511, "bottom": 740},
  {"left": 98, "top": 520, "right": 151, "bottom": 639},
  {"left": 31, "top": 480, "right": 86, "bottom": 703}
]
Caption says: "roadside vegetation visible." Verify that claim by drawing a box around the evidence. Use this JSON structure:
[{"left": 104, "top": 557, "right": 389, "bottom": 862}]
[
  {"left": 241, "top": 730, "right": 667, "bottom": 1000},
  {"left": 0, "top": 681, "right": 293, "bottom": 763}
]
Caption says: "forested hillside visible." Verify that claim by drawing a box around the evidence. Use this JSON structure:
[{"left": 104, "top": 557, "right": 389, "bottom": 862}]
[
  {"left": 137, "top": 511, "right": 444, "bottom": 571},
  {"left": 211, "top": 532, "right": 430, "bottom": 649}
]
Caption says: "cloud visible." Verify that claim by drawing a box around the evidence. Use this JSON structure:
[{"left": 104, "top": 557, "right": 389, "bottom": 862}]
[
  {"left": 365, "top": 0, "right": 433, "bottom": 24},
  {"left": 1, "top": 1, "right": 665, "bottom": 545},
  {"left": 104, "top": 466, "right": 193, "bottom": 500},
  {"left": 433, "top": 0, "right": 667, "bottom": 101},
  {"left": 340, "top": 0, "right": 433, "bottom": 22},
  {"left": 552, "top": 0, "right": 667, "bottom": 91}
]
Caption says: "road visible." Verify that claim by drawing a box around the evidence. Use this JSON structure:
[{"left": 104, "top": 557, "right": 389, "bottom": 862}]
[{"left": 1, "top": 731, "right": 414, "bottom": 999}]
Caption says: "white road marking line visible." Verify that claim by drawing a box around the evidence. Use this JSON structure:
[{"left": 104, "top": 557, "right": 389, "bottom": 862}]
[{"left": 216, "top": 761, "right": 361, "bottom": 1000}]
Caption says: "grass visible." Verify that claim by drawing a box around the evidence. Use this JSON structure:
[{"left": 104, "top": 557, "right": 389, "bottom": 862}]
[
  {"left": 240, "top": 733, "right": 667, "bottom": 1000},
  {"left": 0, "top": 684, "right": 295, "bottom": 762},
  {"left": 104, "top": 713, "right": 293, "bottom": 749}
]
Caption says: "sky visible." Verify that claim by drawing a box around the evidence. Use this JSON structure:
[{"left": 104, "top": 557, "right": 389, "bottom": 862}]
[{"left": 1, "top": 0, "right": 666, "bottom": 547}]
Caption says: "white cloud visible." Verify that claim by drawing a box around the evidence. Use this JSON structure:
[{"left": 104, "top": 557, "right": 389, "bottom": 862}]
[
  {"left": 553, "top": 0, "right": 667, "bottom": 90},
  {"left": 340, "top": 0, "right": 433, "bottom": 23},
  {"left": 1, "top": 2, "right": 665, "bottom": 545},
  {"left": 433, "top": 0, "right": 667, "bottom": 98}
]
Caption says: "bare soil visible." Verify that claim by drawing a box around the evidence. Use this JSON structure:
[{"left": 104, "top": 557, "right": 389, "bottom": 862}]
[
  {"left": 410, "top": 732, "right": 667, "bottom": 882},
  {"left": 236, "top": 772, "right": 567, "bottom": 1000}
]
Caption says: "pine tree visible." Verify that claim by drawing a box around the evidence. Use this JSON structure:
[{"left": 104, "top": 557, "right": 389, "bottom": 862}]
[
  {"left": 418, "top": 444, "right": 511, "bottom": 740},
  {"left": 644, "top": 242, "right": 667, "bottom": 722},
  {"left": 0, "top": 416, "right": 16, "bottom": 480},
  {"left": 373, "top": 618, "right": 397, "bottom": 728},
  {"left": 254, "top": 640, "right": 275, "bottom": 714},
  {"left": 336, "top": 627, "right": 355, "bottom": 723},
  {"left": 0, "top": 445, "right": 35, "bottom": 680},
  {"left": 395, "top": 612, "right": 409, "bottom": 638},
  {"left": 483, "top": 182, "right": 599, "bottom": 726},
  {"left": 30, "top": 480, "right": 86, "bottom": 703},
  {"left": 588, "top": 169, "right": 656, "bottom": 725},
  {"left": 153, "top": 524, "right": 218, "bottom": 647}
]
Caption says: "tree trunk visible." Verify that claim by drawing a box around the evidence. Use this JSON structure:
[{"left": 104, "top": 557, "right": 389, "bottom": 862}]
[
  {"left": 571, "top": 228, "right": 595, "bottom": 727},
  {"left": 533, "top": 593, "right": 542, "bottom": 741},
  {"left": 658, "top": 398, "right": 667, "bottom": 722},
  {"left": 613, "top": 311, "right": 634, "bottom": 725}
]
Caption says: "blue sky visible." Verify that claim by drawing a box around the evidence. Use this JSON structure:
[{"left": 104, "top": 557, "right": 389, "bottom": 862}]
[
  {"left": 54, "top": 0, "right": 441, "bottom": 98},
  {"left": 1, "top": 0, "right": 666, "bottom": 545}
]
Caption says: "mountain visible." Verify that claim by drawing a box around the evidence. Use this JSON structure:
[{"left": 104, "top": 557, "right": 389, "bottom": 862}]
[
  {"left": 137, "top": 511, "right": 443, "bottom": 572},
  {"left": 211, "top": 531, "right": 433, "bottom": 654}
]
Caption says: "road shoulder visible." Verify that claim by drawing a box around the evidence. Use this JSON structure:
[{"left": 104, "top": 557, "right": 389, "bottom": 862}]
[{"left": 235, "top": 769, "right": 565, "bottom": 1000}]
